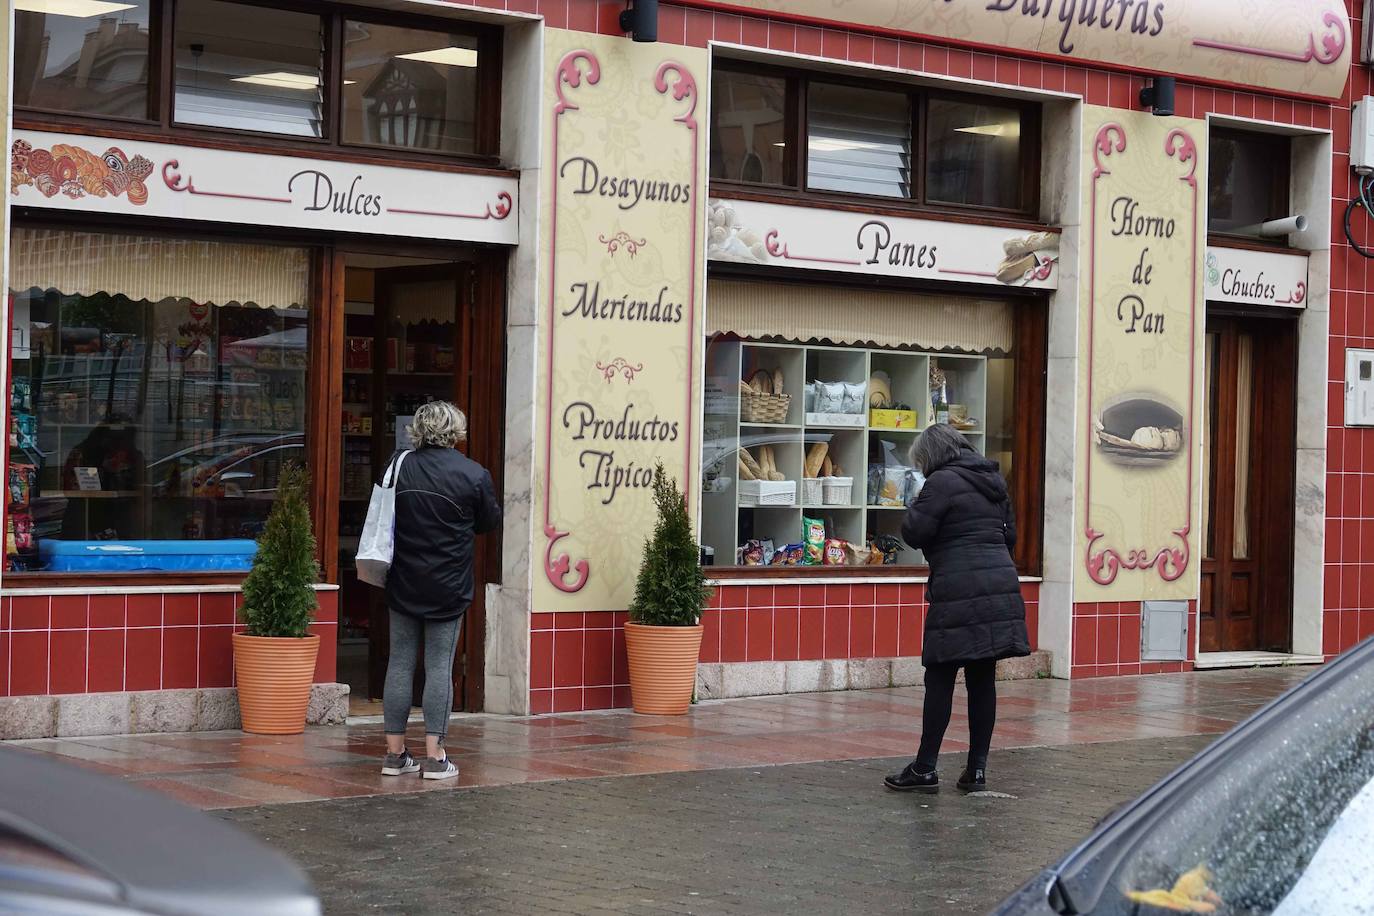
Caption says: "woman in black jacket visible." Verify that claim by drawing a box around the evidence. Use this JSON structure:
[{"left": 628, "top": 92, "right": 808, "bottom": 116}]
[
  {"left": 884, "top": 423, "right": 1029, "bottom": 795},
  {"left": 379, "top": 401, "right": 501, "bottom": 781}
]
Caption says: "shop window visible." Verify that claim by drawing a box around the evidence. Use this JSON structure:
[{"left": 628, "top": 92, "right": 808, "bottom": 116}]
[
  {"left": 709, "top": 69, "right": 790, "bottom": 186},
  {"left": 701, "top": 280, "right": 1025, "bottom": 572},
  {"left": 341, "top": 23, "right": 480, "bottom": 155},
  {"left": 710, "top": 62, "right": 1039, "bottom": 215},
  {"left": 925, "top": 97, "right": 1026, "bottom": 211},
  {"left": 5, "top": 226, "right": 311, "bottom": 575},
  {"left": 173, "top": 0, "right": 325, "bottom": 137},
  {"left": 806, "top": 82, "right": 912, "bottom": 199},
  {"left": 1208, "top": 130, "right": 1291, "bottom": 237},
  {"left": 12, "top": 0, "right": 153, "bottom": 121}
]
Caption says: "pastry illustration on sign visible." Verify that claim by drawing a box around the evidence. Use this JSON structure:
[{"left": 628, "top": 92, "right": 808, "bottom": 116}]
[
  {"left": 10, "top": 139, "right": 154, "bottom": 205},
  {"left": 1093, "top": 394, "right": 1185, "bottom": 467},
  {"left": 706, "top": 199, "right": 769, "bottom": 263},
  {"left": 996, "top": 231, "right": 1059, "bottom": 285}
]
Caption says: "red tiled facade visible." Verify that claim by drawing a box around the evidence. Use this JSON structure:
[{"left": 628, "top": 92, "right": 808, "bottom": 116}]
[{"left": 0, "top": 590, "right": 337, "bottom": 698}]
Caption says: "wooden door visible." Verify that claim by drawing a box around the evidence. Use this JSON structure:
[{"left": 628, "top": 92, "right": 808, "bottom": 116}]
[{"left": 1199, "top": 313, "right": 1297, "bottom": 654}]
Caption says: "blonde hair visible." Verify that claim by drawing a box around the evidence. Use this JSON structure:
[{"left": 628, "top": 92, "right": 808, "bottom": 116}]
[{"left": 408, "top": 401, "right": 468, "bottom": 448}]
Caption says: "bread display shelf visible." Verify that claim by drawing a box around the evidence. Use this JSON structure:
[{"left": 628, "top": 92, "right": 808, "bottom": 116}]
[{"left": 702, "top": 340, "right": 987, "bottom": 568}]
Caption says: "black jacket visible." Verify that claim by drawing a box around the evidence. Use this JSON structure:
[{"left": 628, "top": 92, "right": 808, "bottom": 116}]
[
  {"left": 385, "top": 446, "right": 502, "bottom": 621},
  {"left": 902, "top": 453, "right": 1030, "bottom": 666}
]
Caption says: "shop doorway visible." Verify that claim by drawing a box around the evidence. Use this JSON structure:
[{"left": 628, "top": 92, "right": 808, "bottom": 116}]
[
  {"left": 1200, "top": 311, "right": 1297, "bottom": 654},
  {"left": 334, "top": 250, "right": 505, "bottom": 715}
]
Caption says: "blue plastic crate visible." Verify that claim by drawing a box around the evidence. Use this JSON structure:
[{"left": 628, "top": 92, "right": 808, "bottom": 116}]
[{"left": 39, "top": 539, "right": 258, "bottom": 572}]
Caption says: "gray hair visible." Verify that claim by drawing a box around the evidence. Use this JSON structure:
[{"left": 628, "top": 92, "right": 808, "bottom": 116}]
[
  {"left": 909, "top": 423, "right": 974, "bottom": 475},
  {"left": 408, "top": 401, "right": 468, "bottom": 448}
]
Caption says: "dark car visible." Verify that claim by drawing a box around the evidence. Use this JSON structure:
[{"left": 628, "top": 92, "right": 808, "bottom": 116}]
[
  {"left": 0, "top": 746, "right": 320, "bottom": 915},
  {"left": 993, "top": 637, "right": 1374, "bottom": 915}
]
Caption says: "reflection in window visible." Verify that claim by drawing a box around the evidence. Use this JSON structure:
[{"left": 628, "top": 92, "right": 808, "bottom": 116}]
[
  {"left": 806, "top": 82, "right": 911, "bottom": 198},
  {"left": 1209, "top": 131, "right": 1291, "bottom": 236},
  {"left": 173, "top": 0, "right": 324, "bottom": 138},
  {"left": 926, "top": 98, "right": 1024, "bottom": 210},
  {"left": 342, "top": 22, "right": 479, "bottom": 155},
  {"left": 710, "top": 70, "right": 788, "bottom": 185},
  {"left": 6, "top": 228, "right": 310, "bottom": 573},
  {"left": 12, "top": 0, "right": 152, "bottom": 119}
]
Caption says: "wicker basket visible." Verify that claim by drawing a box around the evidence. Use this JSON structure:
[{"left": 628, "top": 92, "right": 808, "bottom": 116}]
[
  {"left": 741, "top": 390, "right": 791, "bottom": 424},
  {"left": 801, "top": 477, "right": 823, "bottom": 506}
]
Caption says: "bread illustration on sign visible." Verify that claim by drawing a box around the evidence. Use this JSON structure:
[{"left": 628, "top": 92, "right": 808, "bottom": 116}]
[{"left": 1093, "top": 395, "right": 1185, "bottom": 467}]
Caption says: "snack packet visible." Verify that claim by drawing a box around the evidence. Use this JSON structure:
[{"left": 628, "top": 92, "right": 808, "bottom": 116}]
[
  {"left": 824, "top": 538, "right": 847, "bottom": 566},
  {"left": 803, "top": 516, "right": 826, "bottom": 565}
]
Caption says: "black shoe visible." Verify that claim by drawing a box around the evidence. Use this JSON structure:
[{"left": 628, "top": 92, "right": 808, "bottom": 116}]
[
  {"left": 884, "top": 763, "right": 939, "bottom": 794},
  {"left": 957, "top": 767, "right": 987, "bottom": 794}
]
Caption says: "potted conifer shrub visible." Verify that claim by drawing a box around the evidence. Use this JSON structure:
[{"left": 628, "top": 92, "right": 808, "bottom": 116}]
[
  {"left": 232, "top": 462, "right": 321, "bottom": 735},
  {"left": 625, "top": 464, "right": 713, "bottom": 715}
]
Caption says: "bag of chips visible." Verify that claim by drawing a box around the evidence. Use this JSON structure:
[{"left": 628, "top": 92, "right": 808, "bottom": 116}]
[
  {"left": 803, "top": 516, "right": 826, "bottom": 565},
  {"left": 824, "top": 538, "right": 848, "bottom": 565}
]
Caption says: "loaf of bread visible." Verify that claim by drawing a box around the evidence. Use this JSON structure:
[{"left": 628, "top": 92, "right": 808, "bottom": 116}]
[
  {"left": 805, "top": 442, "right": 829, "bottom": 478},
  {"left": 738, "top": 456, "right": 756, "bottom": 480},
  {"left": 740, "top": 448, "right": 764, "bottom": 479},
  {"left": 821, "top": 456, "right": 833, "bottom": 477}
]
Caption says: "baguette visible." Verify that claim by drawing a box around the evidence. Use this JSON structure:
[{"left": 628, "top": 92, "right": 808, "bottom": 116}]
[
  {"left": 804, "top": 442, "right": 829, "bottom": 478},
  {"left": 739, "top": 447, "right": 764, "bottom": 480},
  {"left": 771, "top": 368, "right": 784, "bottom": 395},
  {"left": 821, "top": 456, "right": 833, "bottom": 478},
  {"left": 761, "top": 445, "right": 785, "bottom": 481},
  {"left": 749, "top": 369, "right": 773, "bottom": 394},
  {"left": 738, "top": 456, "right": 757, "bottom": 480}
]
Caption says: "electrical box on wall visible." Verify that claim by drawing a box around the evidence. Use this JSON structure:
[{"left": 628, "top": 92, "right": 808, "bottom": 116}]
[
  {"left": 1346, "top": 349, "right": 1374, "bottom": 426},
  {"left": 1353, "top": 97, "right": 1374, "bottom": 174}
]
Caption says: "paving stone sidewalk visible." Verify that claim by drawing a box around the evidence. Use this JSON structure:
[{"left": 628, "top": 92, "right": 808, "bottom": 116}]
[{"left": 223, "top": 734, "right": 1214, "bottom": 916}]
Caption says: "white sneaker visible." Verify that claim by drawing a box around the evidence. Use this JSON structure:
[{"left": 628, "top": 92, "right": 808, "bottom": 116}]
[
  {"left": 422, "top": 755, "right": 459, "bottom": 780},
  {"left": 381, "top": 751, "right": 421, "bottom": 776}
]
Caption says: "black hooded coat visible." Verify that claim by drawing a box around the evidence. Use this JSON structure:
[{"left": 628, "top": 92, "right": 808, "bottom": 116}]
[{"left": 901, "top": 453, "right": 1031, "bottom": 666}]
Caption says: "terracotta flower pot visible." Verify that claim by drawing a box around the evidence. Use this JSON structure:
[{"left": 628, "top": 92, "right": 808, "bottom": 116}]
[
  {"left": 624, "top": 622, "right": 703, "bottom": 715},
  {"left": 232, "top": 633, "right": 320, "bottom": 735}
]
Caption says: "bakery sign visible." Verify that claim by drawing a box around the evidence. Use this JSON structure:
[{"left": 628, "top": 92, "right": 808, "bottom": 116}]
[
  {"left": 1205, "top": 245, "right": 1308, "bottom": 309},
  {"left": 708, "top": 197, "right": 1060, "bottom": 290},
  {"left": 700, "top": 0, "right": 1349, "bottom": 101},
  {"left": 8, "top": 129, "right": 518, "bottom": 245}
]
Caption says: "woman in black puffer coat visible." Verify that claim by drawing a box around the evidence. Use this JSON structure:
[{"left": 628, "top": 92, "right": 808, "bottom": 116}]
[{"left": 883, "top": 423, "right": 1029, "bottom": 796}]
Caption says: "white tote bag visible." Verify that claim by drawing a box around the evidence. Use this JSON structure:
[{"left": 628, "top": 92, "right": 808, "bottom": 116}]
[{"left": 355, "top": 451, "right": 409, "bottom": 588}]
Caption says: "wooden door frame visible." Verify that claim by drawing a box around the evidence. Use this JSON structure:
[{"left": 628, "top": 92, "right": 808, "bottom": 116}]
[
  {"left": 1200, "top": 307, "right": 1298, "bottom": 654},
  {"left": 319, "top": 245, "right": 507, "bottom": 711}
]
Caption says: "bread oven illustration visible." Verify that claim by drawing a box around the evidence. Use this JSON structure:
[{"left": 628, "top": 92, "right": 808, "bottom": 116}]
[{"left": 1093, "top": 394, "right": 1185, "bottom": 467}]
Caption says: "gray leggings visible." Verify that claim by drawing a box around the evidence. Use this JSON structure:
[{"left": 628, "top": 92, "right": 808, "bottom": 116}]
[{"left": 383, "top": 610, "right": 462, "bottom": 741}]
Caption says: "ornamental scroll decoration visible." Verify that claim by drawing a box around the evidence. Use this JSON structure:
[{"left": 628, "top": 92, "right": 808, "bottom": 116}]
[
  {"left": 1082, "top": 122, "right": 1198, "bottom": 589},
  {"left": 596, "top": 358, "right": 644, "bottom": 384}
]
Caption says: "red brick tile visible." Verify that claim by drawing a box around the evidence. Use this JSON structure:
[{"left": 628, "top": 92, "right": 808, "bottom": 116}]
[
  {"left": 50, "top": 631, "right": 86, "bottom": 694},
  {"left": 720, "top": 585, "right": 748, "bottom": 609},
  {"left": 51, "top": 596, "right": 88, "bottom": 630},
  {"left": 1065, "top": 67, "right": 1088, "bottom": 99},
  {"left": 875, "top": 606, "right": 899, "bottom": 657},
  {"left": 530, "top": 630, "right": 554, "bottom": 689},
  {"left": 198, "top": 627, "right": 233, "bottom": 689},
  {"left": 88, "top": 595, "right": 126, "bottom": 629},
  {"left": 1324, "top": 611, "right": 1342, "bottom": 656},
  {"left": 824, "top": 606, "right": 849, "bottom": 659},
  {"left": 611, "top": 685, "right": 632, "bottom": 709},
  {"left": 799, "top": 585, "right": 826, "bottom": 607},
  {"left": 925, "top": 45, "right": 948, "bottom": 74},
  {"left": 1108, "top": 73, "right": 1134, "bottom": 110},
  {"left": 773, "top": 584, "right": 800, "bottom": 608},
  {"left": 1025, "top": 605, "right": 1040, "bottom": 651},
  {"left": 897, "top": 41, "right": 923, "bottom": 72},
  {"left": 1074, "top": 618, "right": 1098, "bottom": 666},
  {"left": 741, "top": 16, "right": 768, "bottom": 49},
  {"left": 0, "top": 632, "right": 8, "bottom": 697},
  {"left": 583, "top": 687, "right": 614, "bottom": 711},
  {"left": 88, "top": 629, "right": 125, "bottom": 693},
  {"left": 1097, "top": 617, "right": 1121, "bottom": 665},
  {"left": 898, "top": 605, "right": 922, "bottom": 657},
  {"left": 850, "top": 607, "right": 876, "bottom": 658},
  {"left": 553, "top": 612, "right": 585, "bottom": 630},
  {"left": 310, "top": 624, "right": 335, "bottom": 683},
  {"left": 313, "top": 592, "right": 337, "bottom": 623},
  {"left": 1019, "top": 59, "right": 1043, "bottom": 88},
  {"left": 125, "top": 629, "right": 162, "bottom": 691},
  {"left": 898, "top": 583, "right": 922, "bottom": 605},
  {"left": 162, "top": 628, "right": 198, "bottom": 690},
  {"left": 552, "top": 631, "right": 584, "bottom": 688},
  {"left": 714, "top": 13, "right": 743, "bottom": 45},
  {"left": 164, "top": 595, "right": 199, "bottom": 628},
  {"left": 798, "top": 607, "right": 825, "bottom": 660},
  {"left": 824, "top": 584, "right": 850, "bottom": 608},
  {"left": 0, "top": 597, "right": 8, "bottom": 631},
  {"left": 11, "top": 596, "right": 50, "bottom": 631},
  {"left": 995, "top": 56, "right": 1018, "bottom": 86},
  {"left": 746, "top": 609, "right": 773, "bottom": 661},
  {"left": 746, "top": 585, "right": 775, "bottom": 608},
  {"left": 821, "top": 28, "right": 848, "bottom": 61},
  {"left": 849, "top": 34, "right": 874, "bottom": 64},
  {"left": 972, "top": 52, "right": 996, "bottom": 83},
  {"left": 773, "top": 607, "right": 800, "bottom": 661},
  {"left": 658, "top": 4, "right": 686, "bottom": 44},
  {"left": 529, "top": 689, "right": 554, "bottom": 715},
  {"left": 10, "top": 631, "right": 49, "bottom": 695},
  {"left": 685, "top": 9, "right": 713, "bottom": 47},
  {"left": 530, "top": 612, "right": 556, "bottom": 632},
  {"left": 948, "top": 49, "right": 972, "bottom": 78},
  {"left": 583, "top": 629, "right": 614, "bottom": 687},
  {"left": 1119, "top": 616, "right": 1141, "bottom": 664},
  {"left": 552, "top": 688, "right": 584, "bottom": 713},
  {"left": 698, "top": 610, "right": 721, "bottom": 664},
  {"left": 768, "top": 21, "right": 796, "bottom": 53},
  {"left": 127, "top": 595, "right": 163, "bottom": 628},
  {"left": 566, "top": 0, "right": 596, "bottom": 32},
  {"left": 875, "top": 37, "right": 900, "bottom": 68},
  {"left": 721, "top": 610, "right": 748, "bottom": 663},
  {"left": 201, "top": 594, "right": 237, "bottom": 626},
  {"left": 850, "top": 584, "right": 876, "bottom": 608},
  {"left": 585, "top": 611, "right": 616, "bottom": 629}
]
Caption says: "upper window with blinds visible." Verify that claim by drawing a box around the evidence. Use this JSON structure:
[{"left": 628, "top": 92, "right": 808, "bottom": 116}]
[{"left": 710, "top": 63, "right": 1039, "bottom": 215}]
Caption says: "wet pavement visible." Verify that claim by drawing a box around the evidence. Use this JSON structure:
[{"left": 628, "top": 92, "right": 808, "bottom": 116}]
[{"left": 8, "top": 666, "right": 1307, "bottom": 810}]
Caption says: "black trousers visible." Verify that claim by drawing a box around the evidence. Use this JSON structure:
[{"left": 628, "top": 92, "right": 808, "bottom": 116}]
[{"left": 915, "top": 659, "right": 998, "bottom": 772}]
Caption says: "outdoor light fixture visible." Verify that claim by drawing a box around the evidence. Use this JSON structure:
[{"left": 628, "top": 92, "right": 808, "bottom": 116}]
[
  {"left": 620, "top": 0, "right": 658, "bottom": 43},
  {"left": 1139, "top": 76, "right": 1176, "bottom": 117}
]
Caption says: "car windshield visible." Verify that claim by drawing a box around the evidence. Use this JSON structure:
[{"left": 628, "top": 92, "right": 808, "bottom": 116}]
[{"left": 1083, "top": 653, "right": 1374, "bottom": 915}]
